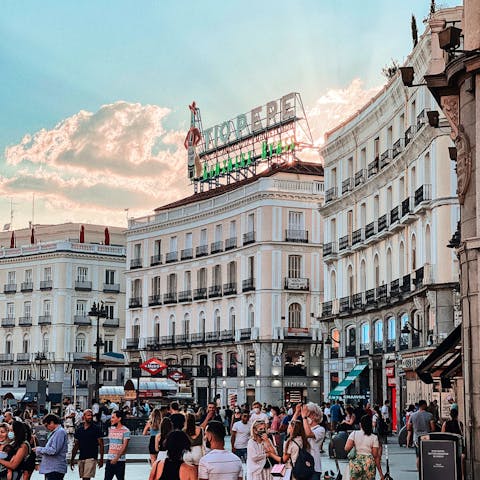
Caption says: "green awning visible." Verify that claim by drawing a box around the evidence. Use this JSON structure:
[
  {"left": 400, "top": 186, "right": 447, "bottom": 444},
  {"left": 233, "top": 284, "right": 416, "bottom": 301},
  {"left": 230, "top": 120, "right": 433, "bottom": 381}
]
[{"left": 329, "top": 363, "right": 368, "bottom": 398}]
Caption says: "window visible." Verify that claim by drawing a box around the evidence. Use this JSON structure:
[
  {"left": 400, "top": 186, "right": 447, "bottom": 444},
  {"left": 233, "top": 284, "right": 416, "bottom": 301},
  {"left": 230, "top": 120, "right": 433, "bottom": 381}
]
[
  {"left": 360, "top": 203, "right": 366, "bottom": 228},
  {"left": 43, "top": 267, "right": 52, "bottom": 282},
  {"left": 183, "top": 314, "right": 190, "bottom": 336},
  {"left": 152, "top": 276, "right": 161, "bottom": 295},
  {"left": 387, "top": 317, "right": 396, "bottom": 341},
  {"left": 330, "top": 270, "right": 336, "bottom": 298},
  {"left": 75, "top": 369, "right": 88, "bottom": 383},
  {"left": 169, "top": 236, "right": 177, "bottom": 252},
  {"left": 347, "top": 326, "right": 356, "bottom": 347},
  {"left": 227, "top": 261, "right": 236, "bottom": 284},
  {"left": 213, "top": 265, "right": 222, "bottom": 286},
  {"left": 347, "top": 265, "right": 354, "bottom": 297},
  {"left": 411, "top": 234, "right": 417, "bottom": 271},
  {"left": 399, "top": 113, "right": 405, "bottom": 137},
  {"left": 360, "top": 323, "right": 370, "bottom": 347},
  {"left": 76, "top": 334, "right": 86, "bottom": 353},
  {"left": 411, "top": 166, "right": 416, "bottom": 193},
  {"left": 154, "top": 239, "right": 161, "bottom": 256},
  {"left": 2, "top": 370, "right": 14, "bottom": 384},
  {"left": 399, "top": 177, "right": 405, "bottom": 203},
  {"left": 288, "top": 255, "right": 301, "bottom": 278},
  {"left": 330, "top": 218, "right": 337, "bottom": 241},
  {"left": 104, "top": 338, "right": 114, "bottom": 353},
  {"left": 347, "top": 157, "right": 353, "bottom": 178},
  {"left": 200, "top": 229, "right": 208, "bottom": 246},
  {"left": 331, "top": 168, "right": 337, "bottom": 188},
  {"left": 6, "top": 303, "right": 14, "bottom": 318},
  {"left": 229, "top": 352, "right": 238, "bottom": 376},
  {"left": 105, "top": 270, "right": 115, "bottom": 284},
  {"left": 133, "top": 243, "right": 141, "bottom": 259},
  {"left": 19, "top": 369, "right": 30, "bottom": 383},
  {"left": 288, "top": 303, "right": 302, "bottom": 329},
  {"left": 7, "top": 271, "right": 15, "bottom": 284},
  {"left": 22, "top": 334, "right": 29, "bottom": 354},
  {"left": 184, "top": 271, "right": 191, "bottom": 290},
  {"left": 214, "top": 310, "right": 221, "bottom": 332},
  {"left": 247, "top": 213, "right": 255, "bottom": 232},
  {"left": 374, "top": 255, "right": 380, "bottom": 288},
  {"left": 132, "top": 321, "right": 140, "bottom": 339},
  {"left": 132, "top": 278, "right": 142, "bottom": 297},
  {"left": 424, "top": 153, "right": 431, "bottom": 185},
  {"left": 387, "top": 186, "right": 392, "bottom": 212},
  {"left": 5, "top": 335, "right": 12, "bottom": 355},
  {"left": 77, "top": 267, "right": 88, "bottom": 282},
  {"left": 185, "top": 232, "right": 193, "bottom": 249},
  {"left": 41, "top": 368, "right": 50, "bottom": 381},
  {"left": 288, "top": 211, "right": 304, "bottom": 230},
  {"left": 103, "top": 370, "right": 114, "bottom": 382},
  {"left": 229, "top": 308, "right": 236, "bottom": 331},
  {"left": 360, "top": 148, "right": 367, "bottom": 170},
  {"left": 374, "top": 137, "right": 380, "bottom": 159},
  {"left": 248, "top": 304, "right": 255, "bottom": 328},
  {"left": 23, "top": 301, "right": 31, "bottom": 317},
  {"left": 399, "top": 242, "right": 405, "bottom": 278},
  {"left": 247, "top": 351, "right": 256, "bottom": 376},
  {"left": 154, "top": 317, "right": 160, "bottom": 339},
  {"left": 230, "top": 221, "right": 236, "bottom": 238},
  {"left": 425, "top": 225, "right": 431, "bottom": 264},
  {"left": 387, "top": 126, "right": 393, "bottom": 148},
  {"left": 76, "top": 300, "right": 87, "bottom": 316},
  {"left": 169, "top": 315, "right": 176, "bottom": 336},
  {"left": 167, "top": 273, "right": 177, "bottom": 293},
  {"left": 386, "top": 249, "right": 392, "bottom": 284},
  {"left": 197, "top": 268, "right": 207, "bottom": 289},
  {"left": 374, "top": 195, "right": 379, "bottom": 220},
  {"left": 25, "top": 269, "right": 32, "bottom": 283},
  {"left": 214, "top": 353, "right": 223, "bottom": 376},
  {"left": 247, "top": 256, "right": 255, "bottom": 279},
  {"left": 410, "top": 100, "right": 416, "bottom": 125},
  {"left": 199, "top": 312, "right": 206, "bottom": 334},
  {"left": 347, "top": 210, "right": 353, "bottom": 237},
  {"left": 43, "top": 299, "right": 51, "bottom": 316},
  {"left": 42, "top": 334, "right": 49, "bottom": 353},
  {"left": 331, "top": 329, "right": 340, "bottom": 357},
  {"left": 215, "top": 225, "right": 223, "bottom": 242},
  {"left": 374, "top": 320, "right": 383, "bottom": 343}
]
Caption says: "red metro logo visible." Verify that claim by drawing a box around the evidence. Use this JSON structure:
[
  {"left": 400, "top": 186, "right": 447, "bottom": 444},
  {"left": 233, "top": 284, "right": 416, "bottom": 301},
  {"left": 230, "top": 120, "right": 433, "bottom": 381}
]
[{"left": 140, "top": 358, "right": 167, "bottom": 375}]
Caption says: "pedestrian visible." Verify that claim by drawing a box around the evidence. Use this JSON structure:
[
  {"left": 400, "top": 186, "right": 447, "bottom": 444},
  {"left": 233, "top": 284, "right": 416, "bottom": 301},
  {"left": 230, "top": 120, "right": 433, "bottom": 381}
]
[
  {"left": 0, "top": 422, "right": 15, "bottom": 480},
  {"left": 338, "top": 406, "right": 356, "bottom": 431},
  {"left": 372, "top": 405, "right": 387, "bottom": 446},
  {"left": 404, "top": 405, "right": 415, "bottom": 448},
  {"left": 155, "top": 417, "right": 173, "bottom": 461},
  {"left": 169, "top": 402, "right": 185, "bottom": 431},
  {"left": 246, "top": 419, "right": 281, "bottom": 480},
  {"left": 225, "top": 406, "right": 233, "bottom": 435},
  {"left": 104, "top": 410, "right": 130, "bottom": 480},
  {"left": 143, "top": 408, "right": 162, "bottom": 464},
  {"left": 149, "top": 430, "right": 195, "bottom": 480},
  {"left": 63, "top": 398, "right": 76, "bottom": 457},
  {"left": 329, "top": 400, "right": 343, "bottom": 432},
  {"left": 380, "top": 400, "right": 390, "bottom": 433},
  {"left": 199, "top": 403, "right": 221, "bottom": 430},
  {"left": 70, "top": 409, "right": 104, "bottom": 480},
  {"left": 407, "top": 399, "right": 435, "bottom": 470},
  {"left": 199, "top": 420, "right": 242, "bottom": 480},
  {"left": 182, "top": 413, "right": 203, "bottom": 466},
  {"left": 22, "top": 422, "right": 38, "bottom": 480},
  {"left": 269, "top": 407, "right": 282, "bottom": 449},
  {"left": 345, "top": 415, "right": 384, "bottom": 480},
  {"left": 282, "top": 419, "right": 308, "bottom": 480},
  {"left": 231, "top": 410, "right": 250, "bottom": 461},
  {"left": 249, "top": 402, "right": 269, "bottom": 425},
  {"left": 442, "top": 409, "right": 465, "bottom": 478},
  {"left": 0, "top": 421, "right": 31, "bottom": 480},
  {"left": 33, "top": 414, "right": 69, "bottom": 480}
]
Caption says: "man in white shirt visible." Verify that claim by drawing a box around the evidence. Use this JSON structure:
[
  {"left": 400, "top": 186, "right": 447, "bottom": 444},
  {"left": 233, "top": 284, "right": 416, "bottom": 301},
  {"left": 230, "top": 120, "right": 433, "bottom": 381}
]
[
  {"left": 249, "top": 401, "right": 269, "bottom": 425},
  {"left": 199, "top": 420, "right": 242, "bottom": 480},
  {"left": 231, "top": 410, "right": 250, "bottom": 461},
  {"left": 381, "top": 400, "right": 391, "bottom": 433}
]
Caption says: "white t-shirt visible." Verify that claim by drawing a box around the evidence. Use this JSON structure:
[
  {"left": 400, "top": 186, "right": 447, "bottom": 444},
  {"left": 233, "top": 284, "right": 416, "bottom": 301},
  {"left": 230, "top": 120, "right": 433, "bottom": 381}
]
[
  {"left": 249, "top": 412, "right": 269, "bottom": 425},
  {"left": 380, "top": 405, "right": 389, "bottom": 419},
  {"left": 308, "top": 424, "right": 326, "bottom": 473},
  {"left": 64, "top": 404, "right": 76, "bottom": 427},
  {"left": 231, "top": 420, "right": 250, "bottom": 449},
  {"left": 199, "top": 449, "right": 242, "bottom": 480},
  {"left": 324, "top": 407, "right": 331, "bottom": 422},
  {"left": 348, "top": 430, "right": 379, "bottom": 455}
]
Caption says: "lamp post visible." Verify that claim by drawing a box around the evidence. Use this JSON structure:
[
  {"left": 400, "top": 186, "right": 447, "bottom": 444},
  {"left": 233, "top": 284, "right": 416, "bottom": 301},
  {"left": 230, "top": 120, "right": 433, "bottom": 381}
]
[{"left": 88, "top": 301, "right": 107, "bottom": 404}]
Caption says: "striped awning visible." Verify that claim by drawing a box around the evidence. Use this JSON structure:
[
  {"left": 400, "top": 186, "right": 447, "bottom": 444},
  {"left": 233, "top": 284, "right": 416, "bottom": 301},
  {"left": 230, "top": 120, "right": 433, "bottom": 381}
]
[{"left": 329, "top": 363, "right": 368, "bottom": 398}]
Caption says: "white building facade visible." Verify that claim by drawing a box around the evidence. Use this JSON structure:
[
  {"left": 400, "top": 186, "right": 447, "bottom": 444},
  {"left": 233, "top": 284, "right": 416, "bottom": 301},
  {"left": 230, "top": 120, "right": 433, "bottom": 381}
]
[
  {"left": 125, "top": 162, "right": 324, "bottom": 406},
  {"left": 0, "top": 223, "right": 126, "bottom": 408},
  {"left": 320, "top": 22, "right": 459, "bottom": 429}
]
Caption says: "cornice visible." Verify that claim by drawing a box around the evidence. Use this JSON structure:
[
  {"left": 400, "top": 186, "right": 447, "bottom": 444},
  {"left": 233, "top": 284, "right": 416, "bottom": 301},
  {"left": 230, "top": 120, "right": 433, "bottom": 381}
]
[{"left": 0, "top": 250, "right": 126, "bottom": 265}]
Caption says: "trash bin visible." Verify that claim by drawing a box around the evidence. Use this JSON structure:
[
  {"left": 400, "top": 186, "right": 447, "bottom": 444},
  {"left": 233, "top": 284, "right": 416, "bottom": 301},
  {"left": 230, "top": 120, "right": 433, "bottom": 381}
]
[{"left": 419, "top": 432, "right": 463, "bottom": 480}]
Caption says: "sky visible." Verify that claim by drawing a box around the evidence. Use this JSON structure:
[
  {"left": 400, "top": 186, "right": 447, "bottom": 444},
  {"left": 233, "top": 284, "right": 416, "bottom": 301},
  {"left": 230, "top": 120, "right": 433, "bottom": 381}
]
[{"left": 0, "top": 0, "right": 461, "bottom": 229}]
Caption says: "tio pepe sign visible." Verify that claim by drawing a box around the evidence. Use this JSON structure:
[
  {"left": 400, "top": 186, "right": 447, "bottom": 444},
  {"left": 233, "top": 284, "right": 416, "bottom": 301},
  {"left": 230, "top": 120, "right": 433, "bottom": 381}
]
[{"left": 140, "top": 358, "right": 167, "bottom": 376}]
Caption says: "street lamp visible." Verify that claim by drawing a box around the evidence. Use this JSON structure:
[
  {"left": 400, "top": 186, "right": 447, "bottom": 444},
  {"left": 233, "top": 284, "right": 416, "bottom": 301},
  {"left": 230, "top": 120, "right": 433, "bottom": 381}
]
[
  {"left": 88, "top": 301, "right": 107, "bottom": 404},
  {"left": 400, "top": 321, "right": 422, "bottom": 335}
]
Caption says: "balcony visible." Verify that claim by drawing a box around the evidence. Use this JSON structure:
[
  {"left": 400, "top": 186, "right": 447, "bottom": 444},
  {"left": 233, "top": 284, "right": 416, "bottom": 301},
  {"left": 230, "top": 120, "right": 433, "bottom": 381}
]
[
  {"left": 191, "top": 333, "right": 206, "bottom": 344},
  {"left": 125, "top": 338, "right": 139, "bottom": 350},
  {"left": 1, "top": 317, "right": 15, "bottom": 327},
  {"left": 376, "top": 284, "right": 388, "bottom": 303},
  {"left": 225, "top": 237, "right": 237, "bottom": 250},
  {"left": 181, "top": 248, "right": 193, "bottom": 260},
  {"left": 325, "top": 187, "right": 337, "bottom": 203},
  {"left": 103, "top": 318, "right": 120, "bottom": 328},
  {"left": 339, "top": 235, "right": 350, "bottom": 251},
  {"left": 365, "top": 288, "right": 376, "bottom": 306},
  {"left": 339, "top": 296, "right": 351, "bottom": 313},
  {"left": 414, "top": 267, "right": 424, "bottom": 289},
  {"left": 379, "top": 150, "right": 391, "bottom": 169},
  {"left": 352, "top": 228, "right": 364, "bottom": 246},
  {"left": 242, "top": 278, "right": 255, "bottom": 292},
  {"left": 165, "top": 251, "right": 178, "bottom": 263},
  {"left": 377, "top": 214, "right": 388, "bottom": 233},
  {"left": 148, "top": 294, "right": 162, "bottom": 306},
  {"left": 386, "top": 339, "right": 395, "bottom": 352},
  {"left": 208, "top": 285, "right": 222, "bottom": 298},
  {"left": 405, "top": 125, "right": 416, "bottom": 146},
  {"left": 360, "top": 343, "right": 370, "bottom": 355},
  {"left": 284, "top": 277, "right": 309, "bottom": 291},
  {"left": 196, "top": 244, "right": 209, "bottom": 257},
  {"left": 16, "top": 353, "right": 30, "bottom": 362},
  {"left": 223, "top": 283, "right": 237, "bottom": 295},
  {"left": 206, "top": 331, "right": 220, "bottom": 342},
  {"left": 3, "top": 284, "right": 17, "bottom": 294},
  {"left": 160, "top": 335, "right": 174, "bottom": 346},
  {"left": 163, "top": 292, "right": 177, "bottom": 304},
  {"left": 103, "top": 283, "right": 120, "bottom": 293},
  {"left": 75, "top": 280, "right": 92, "bottom": 291},
  {"left": 285, "top": 229, "right": 309, "bottom": 243},
  {"left": 365, "top": 222, "right": 376, "bottom": 240},
  {"left": 21, "top": 282, "right": 33, "bottom": 292},
  {"left": 414, "top": 184, "right": 432, "bottom": 209},
  {"left": 401, "top": 274, "right": 412, "bottom": 293},
  {"left": 330, "top": 349, "right": 339, "bottom": 359},
  {"left": 392, "top": 138, "right": 404, "bottom": 158},
  {"left": 389, "top": 279, "right": 400, "bottom": 297},
  {"left": 130, "top": 258, "right": 142, "bottom": 269},
  {"left": 145, "top": 337, "right": 161, "bottom": 350},
  {"left": 175, "top": 334, "right": 190, "bottom": 345},
  {"left": 342, "top": 178, "right": 353, "bottom": 194},
  {"left": 19, "top": 316, "right": 32, "bottom": 326},
  {"left": 412, "top": 333, "right": 421, "bottom": 348},
  {"left": 367, "top": 158, "right": 379, "bottom": 178},
  {"left": 352, "top": 293, "right": 363, "bottom": 309},
  {"left": 401, "top": 197, "right": 413, "bottom": 218},
  {"left": 239, "top": 328, "right": 252, "bottom": 340},
  {"left": 74, "top": 315, "right": 91, "bottom": 326},
  {"left": 193, "top": 288, "right": 207, "bottom": 300},
  {"left": 400, "top": 336, "right": 409, "bottom": 350},
  {"left": 210, "top": 241, "right": 223, "bottom": 254},
  {"left": 150, "top": 254, "right": 162, "bottom": 266},
  {"left": 416, "top": 109, "right": 427, "bottom": 130},
  {"left": 178, "top": 290, "right": 193, "bottom": 303},
  {"left": 243, "top": 231, "right": 256, "bottom": 245},
  {"left": 38, "top": 315, "right": 52, "bottom": 325},
  {"left": 354, "top": 169, "right": 366, "bottom": 187},
  {"left": 323, "top": 242, "right": 337, "bottom": 257},
  {"left": 0, "top": 354, "right": 14, "bottom": 363},
  {"left": 373, "top": 341, "right": 383, "bottom": 354},
  {"left": 129, "top": 297, "right": 142, "bottom": 308},
  {"left": 390, "top": 206, "right": 399, "bottom": 225},
  {"left": 345, "top": 345, "right": 356, "bottom": 357},
  {"left": 227, "top": 367, "right": 238, "bottom": 377},
  {"left": 322, "top": 301, "right": 333, "bottom": 317},
  {"left": 40, "top": 280, "right": 52, "bottom": 290},
  {"left": 220, "top": 330, "right": 235, "bottom": 341}
]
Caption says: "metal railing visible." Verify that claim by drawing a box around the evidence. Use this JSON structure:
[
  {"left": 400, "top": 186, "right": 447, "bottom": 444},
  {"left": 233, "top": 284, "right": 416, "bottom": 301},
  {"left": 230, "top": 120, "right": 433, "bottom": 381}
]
[
  {"left": 130, "top": 258, "right": 142, "bottom": 269},
  {"left": 40, "top": 280, "right": 52, "bottom": 290},
  {"left": 129, "top": 297, "right": 142, "bottom": 308},
  {"left": 21, "top": 282, "right": 33, "bottom": 292},
  {"left": 390, "top": 206, "right": 399, "bottom": 224},
  {"left": 225, "top": 237, "right": 237, "bottom": 250},
  {"left": 243, "top": 231, "right": 256, "bottom": 245},
  {"left": 367, "top": 158, "right": 379, "bottom": 177},
  {"left": 150, "top": 254, "right": 162, "bottom": 266},
  {"left": 414, "top": 184, "right": 432, "bottom": 206},
  {"left": 165, "top": 251, "right": 178, "bottom": 263},
  {"left": 342, "top": 178, "right": 353, "bottom": 194},
  {"left": 325, "top": 187, "right": 337, "bottom": 203},
  {"left": 339, "top": 235, "right": 350, "bottom": 251},
  {"left": 378, "top": 214, "right": 388, "bottom": 232},
  {"left": 193, "top": 288, "right": 207, "bottom": 300},
  {"left": 178, "top": 290, "right": 193, "bottom": 302},
  {"left": 210, "top": 241, "right": 224, "bottom": 254},
  {"left": 352, "top": 228, "right": 364, "bottom": 245},
  {"left": 242, "top": 278, "right": 255, "bottom": 292},
  {"left": 103, "top": 283, "right": 120, "bottom": 293},
  {"left": 148, "top": 294, "right": 162, "bottom": 306},
  {"left": 75, "top": 280, "right": 92, "bottom": 291},
  {"left": 354, "top": 169, "right": 366, "bottom": 186},
  {"left": 285, "top": 229, "right": 309, "bottom": 243},
  {"left": 196, "top": 245, "right": 209, "bottom": 257},
  {"left": 223, "top": 282, "right": 237, "bottom": 295},
  {"left": 38, "top": 315, "right": 52, "bottom": 325},
  {"left": 181, "top": 248, "right": 193, "bottom": 260},
  {"left": 163, "top": 292, "right": 177, "bottom": 304},
  {"left": 208, "top": 285, "right": 222, "bottom": 298}
]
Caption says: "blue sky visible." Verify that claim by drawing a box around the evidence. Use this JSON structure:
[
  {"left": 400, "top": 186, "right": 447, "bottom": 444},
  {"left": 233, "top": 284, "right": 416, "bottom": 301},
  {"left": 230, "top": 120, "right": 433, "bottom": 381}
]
[{"left": 0, "top": 0, "right": 461, "bottom": 228}]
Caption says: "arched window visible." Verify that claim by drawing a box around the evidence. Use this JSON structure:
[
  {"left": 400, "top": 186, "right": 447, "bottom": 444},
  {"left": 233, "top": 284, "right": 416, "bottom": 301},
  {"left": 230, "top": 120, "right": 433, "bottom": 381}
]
[
  {"left": 132, "top": 278, "right": 142, "bottom": 297},
  {"left": 181, "top": 357, "right": 192, "bottom": 375},
  {"left": 330, "top": 329, "right": 340, "bottom": 358},
  {"left": 229, "top": 352, "right": 238, "bottom": 376},
  {"left": 42, "top": 333, "right": 49, "bottom": 353},
  {"left": 183, "top": 313, "right": 190, "bottom": 336},
  {"left": 411, "top": 234, "right": 417, "bottom": 271},
  {"left": 169, "top": 315, "right": 176, "bottom": 336},
  {"left": 346, "top": 325, "right": 356, "bottom": 356},
  {"left": 154, "top": 316, "right": 160, "bottom": 339},
  {"left": 387, "top": 316, "right": 396, "bottom": 351},
  {"left": 330, "top": 270, "right": 337, "bottom": 298},
  {"left": 288, "top": 303, "right": 302, "bottom": 329},
  {"left": 386, "top": 248, "right": 392, "bottom": 284},
  {"left": 214, "top": 309, "right": 221, "bottom": 332},
  {"left": 360, "top": 323, "right": 370, "bottom": 353},
  {"left": 347, "top": 265, "right": 354, "bottom": 297},
  {"left": 22, "top": 334, "right": 30, "bottom": 354},
  {"left": 199, "top": 311, "right": 206, "bottom": 334},
  {"left": 248, "top": 304, "right": 255, "bottom": 328},
  {"left": 424, "top": 153, "right": 431, "bottom": 185},
  {"left": 400, "top": 313, "right": 409, "bottom": 349},
  {"left": 360, "top": 260, "right": 366, "bottom": 291},
  {"left": 132, "top": 319, "right": 140, "bottom": 339},
  {"left": 373, "top": 320, "right": 383, "bottom": 352},
  {"left": 425, "top": 225, "right": 431, "bottom": 265},
  {"left": 229, "top": 307, "right": 236, "bottom": 332},
  {"left": 399, "top": 242, "right": 405, "bottom": 278},
  {"left": 75, "top": 334, "right": 86, "bottom": 353},
  {"left": 214, "top": 353, "right": 223, "bottom": 376},
  {"left": 374, "top": 254, "right": 380, "bottom": 288}
]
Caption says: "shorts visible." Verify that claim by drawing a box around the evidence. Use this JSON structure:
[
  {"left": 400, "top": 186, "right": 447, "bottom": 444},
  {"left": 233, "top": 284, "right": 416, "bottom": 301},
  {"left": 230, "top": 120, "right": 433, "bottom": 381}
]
[
  {"left": 78, "top": 458, "right": 97, "bottom": 478},
  {"left": 148, "top": 436, "right": 158, "bottom": 455}
]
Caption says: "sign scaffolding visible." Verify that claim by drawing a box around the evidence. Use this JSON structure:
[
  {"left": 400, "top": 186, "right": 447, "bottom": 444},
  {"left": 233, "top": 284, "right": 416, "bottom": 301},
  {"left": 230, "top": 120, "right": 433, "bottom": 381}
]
[{"left": 184, "top": 93, "right": 314, "bottom": 192}]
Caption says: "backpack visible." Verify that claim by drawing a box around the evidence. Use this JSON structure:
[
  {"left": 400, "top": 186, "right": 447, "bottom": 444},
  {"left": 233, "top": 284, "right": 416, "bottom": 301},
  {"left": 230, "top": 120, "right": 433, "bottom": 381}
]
[
  {"left": 292, "top": 440, "right": 315, "bottom": 480},
  {"left": 377, "top": 416, "right": 388, "bottom": 436}
]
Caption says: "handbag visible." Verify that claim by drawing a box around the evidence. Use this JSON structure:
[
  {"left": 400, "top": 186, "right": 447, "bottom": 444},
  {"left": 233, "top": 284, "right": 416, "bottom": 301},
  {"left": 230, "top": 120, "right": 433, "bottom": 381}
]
[{"left": 271, "top": 463, "right": 287, "bottom": 477}]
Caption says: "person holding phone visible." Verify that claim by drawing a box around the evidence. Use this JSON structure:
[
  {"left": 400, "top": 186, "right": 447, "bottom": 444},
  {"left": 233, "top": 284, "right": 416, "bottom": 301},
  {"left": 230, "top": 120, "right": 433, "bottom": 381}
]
[{"left": 246, "top": 420, "right": 281, "bottom": 480}]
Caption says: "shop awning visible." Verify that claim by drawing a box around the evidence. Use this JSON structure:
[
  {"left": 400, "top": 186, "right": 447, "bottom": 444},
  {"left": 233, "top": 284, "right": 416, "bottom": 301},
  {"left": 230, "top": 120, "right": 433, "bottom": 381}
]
[
  {"left": 21, "top": 392, "right": 37, "bottom": 403},
  {"left": 47, "top": 393, "right": 62, "bottom": 403},
  {"left": 0, "top": 388, "right": 26, "bottom": 401},
  {"left": 329, "top": 363, "right": 368, "bottom": 398},
  {"left": 416, "top": 325, "right": 461, "bottom": 384},
  {"left": 99, "top": 386, "right": 125, "bottom": 396}
]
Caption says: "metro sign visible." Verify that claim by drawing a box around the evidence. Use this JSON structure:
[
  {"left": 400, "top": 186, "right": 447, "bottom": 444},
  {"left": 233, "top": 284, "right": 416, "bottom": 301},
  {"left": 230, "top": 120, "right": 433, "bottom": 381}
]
[
  {"left": 140, "top": 358, "right": 167, "bottom": 375},
  {"left": 168, "top": 370, "right": 186, "bottom": 383}
]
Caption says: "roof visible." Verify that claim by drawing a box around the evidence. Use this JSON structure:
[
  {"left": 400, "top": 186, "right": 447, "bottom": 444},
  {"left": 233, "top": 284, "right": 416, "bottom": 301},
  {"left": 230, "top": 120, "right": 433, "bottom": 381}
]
[{"left": 155, "top": 160, "right": 324, "bottom": 212}]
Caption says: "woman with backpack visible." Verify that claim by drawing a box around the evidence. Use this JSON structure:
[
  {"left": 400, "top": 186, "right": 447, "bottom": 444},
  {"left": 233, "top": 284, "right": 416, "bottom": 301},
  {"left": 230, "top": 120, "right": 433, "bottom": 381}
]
[
  {"left": 0, "top": 421, "right": 30, "bottom": 480},
  {"left": 282, "top": 419, "right": 309, "bottom": 480}
]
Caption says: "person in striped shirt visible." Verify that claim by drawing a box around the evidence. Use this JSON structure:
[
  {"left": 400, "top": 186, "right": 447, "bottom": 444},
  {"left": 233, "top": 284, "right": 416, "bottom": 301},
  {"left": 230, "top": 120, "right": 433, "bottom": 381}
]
[
  {"left": 104, "top": 411, "right": 130, "bottom": 480},
  {"left": 199, "top": 421, "right": 242, "bottom": 480}
]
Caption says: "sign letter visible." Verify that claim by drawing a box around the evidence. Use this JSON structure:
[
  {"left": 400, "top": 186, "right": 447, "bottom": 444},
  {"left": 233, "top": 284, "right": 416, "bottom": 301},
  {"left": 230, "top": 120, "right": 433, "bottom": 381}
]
[{"left": 281, "top": 93, "right": 296, "bottom": 121}]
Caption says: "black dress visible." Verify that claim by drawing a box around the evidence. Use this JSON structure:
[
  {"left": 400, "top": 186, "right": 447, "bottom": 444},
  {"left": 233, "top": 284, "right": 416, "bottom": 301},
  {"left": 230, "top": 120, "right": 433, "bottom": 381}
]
[{"left": 159, "top": 458, "right": 183, "bottom": 480}]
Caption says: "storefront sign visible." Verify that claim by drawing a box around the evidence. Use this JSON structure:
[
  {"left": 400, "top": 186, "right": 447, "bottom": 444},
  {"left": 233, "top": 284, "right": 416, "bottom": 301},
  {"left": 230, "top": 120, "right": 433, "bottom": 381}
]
[
  {"left": 420, "top": 440, "right": 457, "bottom": 480},
  {"left": 385, "top": 366, "right": 395, "bottom": 377},
  {"left": 401, "top": 355, "right": 428, "bottom": 370},
  {"left": 285, "top": 278, "right": 309, "bottom": 290},
  {"left": 284, "top": 381, "right": 307, "bottom": 388},
  {"left": 286, "top": 327, "right": 310, "bottom": 337}
]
